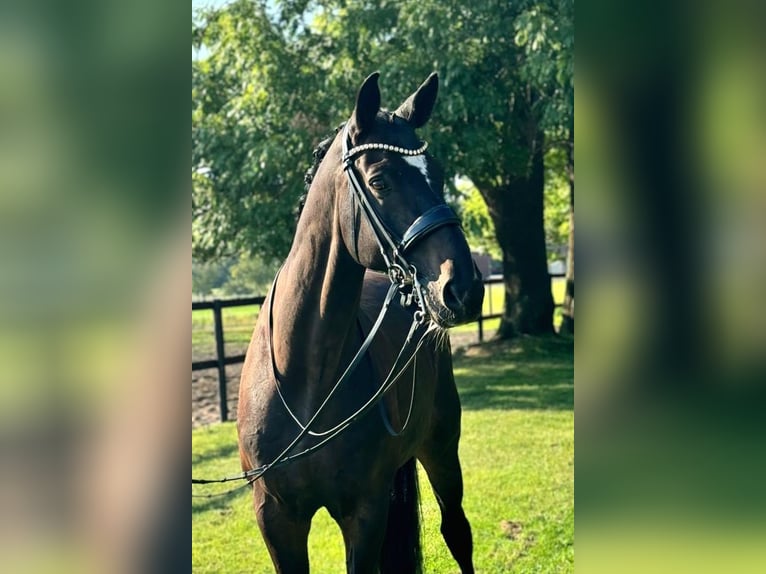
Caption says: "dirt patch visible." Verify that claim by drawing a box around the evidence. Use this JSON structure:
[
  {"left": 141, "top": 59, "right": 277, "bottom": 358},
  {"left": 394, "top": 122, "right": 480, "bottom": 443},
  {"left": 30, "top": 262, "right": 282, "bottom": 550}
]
[
  {"left": 500, "top": 519, "right": 524, "bottom": 540},
  {"left": 192, "top": 364, "right": 243, "bottom": 428}
]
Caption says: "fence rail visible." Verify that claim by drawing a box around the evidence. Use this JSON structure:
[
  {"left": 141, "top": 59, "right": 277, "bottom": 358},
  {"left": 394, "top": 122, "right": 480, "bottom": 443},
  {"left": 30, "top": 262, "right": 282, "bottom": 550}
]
[{"left": 193, "top": 275, "right": 565, "bottom": 422}]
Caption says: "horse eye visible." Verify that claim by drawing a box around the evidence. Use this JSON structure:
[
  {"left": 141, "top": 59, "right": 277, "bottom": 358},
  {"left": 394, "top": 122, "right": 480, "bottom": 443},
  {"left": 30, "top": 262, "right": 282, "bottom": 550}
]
[{"left": 369, "top": 177, "right": 388, "bottom": 191}]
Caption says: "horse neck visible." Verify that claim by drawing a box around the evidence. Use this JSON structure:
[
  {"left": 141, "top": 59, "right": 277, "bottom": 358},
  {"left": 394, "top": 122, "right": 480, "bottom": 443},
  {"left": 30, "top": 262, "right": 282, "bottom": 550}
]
[{"left": 270, "top": 151, "right": 365, "bottom": 390}]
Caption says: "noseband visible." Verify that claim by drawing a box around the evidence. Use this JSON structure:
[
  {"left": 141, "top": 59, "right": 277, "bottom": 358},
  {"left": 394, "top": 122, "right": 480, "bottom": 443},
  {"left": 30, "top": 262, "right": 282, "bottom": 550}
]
[{"left": 341, "top": 123, "right": 461, "bottom": 322}]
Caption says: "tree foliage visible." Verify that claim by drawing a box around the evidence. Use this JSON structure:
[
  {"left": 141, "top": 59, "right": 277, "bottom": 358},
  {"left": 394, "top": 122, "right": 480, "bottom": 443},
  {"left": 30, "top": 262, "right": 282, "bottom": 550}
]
[
  {"left": 192, "top": 254, "right": 280, "bottom": 298},
  {"left": 194, "top": 0, "right": 571, "bottom": 251},
  {"left": 456, "top": 179, "right": 502, "bottom": 261},
  {"left": 193, "top": 0, "right": 340, "bottom": 261}
]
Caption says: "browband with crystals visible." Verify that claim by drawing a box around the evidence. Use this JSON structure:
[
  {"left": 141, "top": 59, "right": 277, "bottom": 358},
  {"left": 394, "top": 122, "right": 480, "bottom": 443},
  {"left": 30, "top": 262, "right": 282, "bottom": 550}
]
[{"left": 343, "top": 140, "right": 428, "bottom": 162}]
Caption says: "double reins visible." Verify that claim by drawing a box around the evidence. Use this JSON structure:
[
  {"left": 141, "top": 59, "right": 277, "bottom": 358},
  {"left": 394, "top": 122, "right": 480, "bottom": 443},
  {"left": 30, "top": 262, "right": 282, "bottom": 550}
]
[
  {"left": 192, "top": 282, "right": 425, "bottom": 496},
  {"left": 192, "top": 122, "right": 461, "bottom": 496}
]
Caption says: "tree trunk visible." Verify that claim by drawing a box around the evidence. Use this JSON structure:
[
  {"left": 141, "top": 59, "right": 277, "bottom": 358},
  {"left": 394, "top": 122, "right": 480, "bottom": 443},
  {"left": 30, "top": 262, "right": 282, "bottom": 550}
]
[
  {"left": 559, "top": 143, "right": 574, "bottom": 335},
  {"left": 477, "top": 142, "right": 554, "bottom": 339}
]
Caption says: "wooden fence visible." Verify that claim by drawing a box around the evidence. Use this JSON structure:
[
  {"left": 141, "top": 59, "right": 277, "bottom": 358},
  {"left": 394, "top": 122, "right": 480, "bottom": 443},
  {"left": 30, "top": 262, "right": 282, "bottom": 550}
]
[
  {"left": 192, "top": 274, "right": 565, "bottom": 422},
  {"left": 192, "top": 296, "right": 264, "bottom": 422}
]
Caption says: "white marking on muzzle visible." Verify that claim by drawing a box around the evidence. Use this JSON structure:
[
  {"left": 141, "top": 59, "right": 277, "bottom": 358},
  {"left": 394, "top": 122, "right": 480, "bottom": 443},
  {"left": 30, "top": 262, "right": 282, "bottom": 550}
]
[{"left": 403, "top": 155, "right": 432, "bottom": 190}]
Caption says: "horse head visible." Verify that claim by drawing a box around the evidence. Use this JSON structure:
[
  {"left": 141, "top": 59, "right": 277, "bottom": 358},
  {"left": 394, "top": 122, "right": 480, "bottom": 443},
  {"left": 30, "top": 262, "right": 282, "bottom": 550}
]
[{"left": 336, "top": 72, "right": 484, "bottom": 328}]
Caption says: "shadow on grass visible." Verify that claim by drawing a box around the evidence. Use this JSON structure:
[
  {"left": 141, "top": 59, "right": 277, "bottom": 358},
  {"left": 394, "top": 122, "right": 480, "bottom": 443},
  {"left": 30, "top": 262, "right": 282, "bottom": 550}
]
[
  {"left": 192, "top": 482, "right": 251, "bottom": 514},
  {"left": 192, "top": 442, "right": 240, "bottom": 466},
  {"left": 452, "top": 335, "right": 573, "bottom": 411},
  {"left": 192, "top": 439, "right": 248, "bottom": 514}
]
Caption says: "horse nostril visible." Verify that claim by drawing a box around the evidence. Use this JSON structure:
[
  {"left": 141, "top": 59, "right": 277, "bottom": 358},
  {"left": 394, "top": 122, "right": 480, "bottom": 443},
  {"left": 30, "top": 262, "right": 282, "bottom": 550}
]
[{"left": 442, "top": 279, "right": 463, "bottom": 313}]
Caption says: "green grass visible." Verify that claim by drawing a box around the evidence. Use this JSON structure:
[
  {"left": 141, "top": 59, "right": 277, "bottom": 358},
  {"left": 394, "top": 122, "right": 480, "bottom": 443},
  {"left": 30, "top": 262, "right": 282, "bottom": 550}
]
[{"left": 192, "top": 336, "right": 573, "bottom": 573}]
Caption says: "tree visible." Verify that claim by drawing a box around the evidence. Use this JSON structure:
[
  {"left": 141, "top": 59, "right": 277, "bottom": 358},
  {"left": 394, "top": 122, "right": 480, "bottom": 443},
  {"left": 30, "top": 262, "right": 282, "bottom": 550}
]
[
  {"left": 225, "top": 254, "right": 281, "bottom": 296},
  {"left": 193, "top": 0, "right": 573, "bottom": 338},
  {"left": 192, "top": 0, "right": 339, "bottom": 262},
  {"left": 192, "top": 254, "right": 280, "bottom": 298},
  {"left": 503, "top": 0, "right": 574, "bottom": 336},
  {"left": 192, "top": 257, "right": 231, "bottom": 298}
]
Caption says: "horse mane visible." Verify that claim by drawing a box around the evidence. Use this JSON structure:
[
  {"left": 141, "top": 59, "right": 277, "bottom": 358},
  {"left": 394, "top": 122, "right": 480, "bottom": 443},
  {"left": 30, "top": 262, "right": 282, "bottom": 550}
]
[{"left": 295, "top": 122, "right": 346, "bottom": 221}]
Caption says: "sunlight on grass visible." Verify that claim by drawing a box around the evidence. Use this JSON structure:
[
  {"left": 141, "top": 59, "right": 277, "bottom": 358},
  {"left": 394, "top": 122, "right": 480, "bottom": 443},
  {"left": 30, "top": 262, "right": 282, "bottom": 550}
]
[{"left": 192, "top": 337, "right": 573, "bottom": 572}]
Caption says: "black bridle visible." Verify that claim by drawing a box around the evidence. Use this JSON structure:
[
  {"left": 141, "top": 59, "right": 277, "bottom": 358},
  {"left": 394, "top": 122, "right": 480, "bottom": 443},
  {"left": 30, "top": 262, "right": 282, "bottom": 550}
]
[
  {"left": 192, "top": 123, "right": 462, "bottom": 495},
  {"left": 341, "top": 122, "right": 461, "bottom": 318}
]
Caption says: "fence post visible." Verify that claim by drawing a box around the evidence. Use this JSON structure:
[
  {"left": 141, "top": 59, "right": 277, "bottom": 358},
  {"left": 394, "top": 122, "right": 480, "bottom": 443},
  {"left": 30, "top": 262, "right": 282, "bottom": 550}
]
[
  {"left": 488, "top": 281, "right": 493, "bottom": 316},
  {"left": 213, "top": 301, "right": 228, "bottom": 422}
]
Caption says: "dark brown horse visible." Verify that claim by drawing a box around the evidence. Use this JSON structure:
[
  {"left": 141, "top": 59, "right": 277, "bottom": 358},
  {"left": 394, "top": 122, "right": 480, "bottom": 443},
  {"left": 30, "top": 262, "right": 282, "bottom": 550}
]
[{"left": 237, "top": 72, "right": 484, "bottom": 574}]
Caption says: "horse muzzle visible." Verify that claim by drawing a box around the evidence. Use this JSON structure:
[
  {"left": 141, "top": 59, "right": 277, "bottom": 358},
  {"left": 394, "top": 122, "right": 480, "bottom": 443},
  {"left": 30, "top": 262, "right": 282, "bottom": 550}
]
[{"left": 423, "top": 260, "right": 484, "bottom": 328}]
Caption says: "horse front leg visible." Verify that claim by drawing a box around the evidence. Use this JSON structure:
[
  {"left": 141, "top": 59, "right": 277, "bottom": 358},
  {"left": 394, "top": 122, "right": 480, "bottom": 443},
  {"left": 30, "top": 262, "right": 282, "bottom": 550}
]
[
  {"left": 418, "top": 439, "right": 475, "bottom": 574},
  {"left": 253, "top": 482, "right": 312, "bottom": 574},
  {"left": 331, "top": 492, "right": 390, "bottom": 574}
]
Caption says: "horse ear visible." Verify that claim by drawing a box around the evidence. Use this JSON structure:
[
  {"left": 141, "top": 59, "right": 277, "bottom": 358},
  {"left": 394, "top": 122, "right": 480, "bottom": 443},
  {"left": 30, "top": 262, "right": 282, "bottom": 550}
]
[
  {"left": 351, "top": 72, "right": 381, "bottom": 137},
  {"left": 395, "top": 72, "right": 439, "bottom": 129}
]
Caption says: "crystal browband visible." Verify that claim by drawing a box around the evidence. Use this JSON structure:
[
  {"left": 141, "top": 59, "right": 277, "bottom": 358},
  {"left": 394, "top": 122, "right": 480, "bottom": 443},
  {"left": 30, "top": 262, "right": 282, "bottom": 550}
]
[{"left": 343, "top": 141, "right": 428, "bottom": 162}]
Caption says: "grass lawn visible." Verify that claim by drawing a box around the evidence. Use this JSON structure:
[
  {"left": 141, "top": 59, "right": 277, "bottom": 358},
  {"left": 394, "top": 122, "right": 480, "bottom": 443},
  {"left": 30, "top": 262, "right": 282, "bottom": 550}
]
[{"left": 192, "top": 335, "right": 573, "bottom": 573}]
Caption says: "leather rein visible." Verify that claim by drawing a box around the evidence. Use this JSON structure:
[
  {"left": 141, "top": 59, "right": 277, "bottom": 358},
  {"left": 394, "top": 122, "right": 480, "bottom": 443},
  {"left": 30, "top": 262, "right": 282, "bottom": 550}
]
[{"left": 192, "top": 123, "right": 461, "bottom": 493}]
